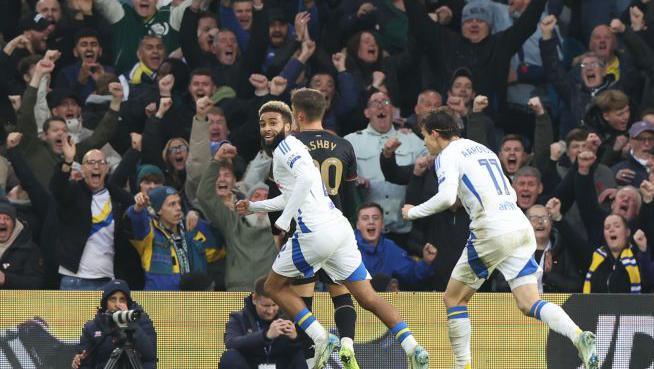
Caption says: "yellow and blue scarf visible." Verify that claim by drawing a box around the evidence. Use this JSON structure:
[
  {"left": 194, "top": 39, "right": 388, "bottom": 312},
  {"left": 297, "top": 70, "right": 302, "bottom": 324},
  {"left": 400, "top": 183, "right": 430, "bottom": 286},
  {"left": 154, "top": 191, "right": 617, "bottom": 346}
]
[{"left": 583, "top": 246, "right": 641, "bottom": 293}]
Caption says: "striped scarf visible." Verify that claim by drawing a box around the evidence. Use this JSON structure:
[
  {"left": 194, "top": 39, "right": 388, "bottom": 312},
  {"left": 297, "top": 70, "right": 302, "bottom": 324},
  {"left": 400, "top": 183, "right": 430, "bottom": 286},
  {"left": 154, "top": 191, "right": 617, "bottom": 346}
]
[{"left": 583, "top": 246, "right": 641, "bottom": 293}]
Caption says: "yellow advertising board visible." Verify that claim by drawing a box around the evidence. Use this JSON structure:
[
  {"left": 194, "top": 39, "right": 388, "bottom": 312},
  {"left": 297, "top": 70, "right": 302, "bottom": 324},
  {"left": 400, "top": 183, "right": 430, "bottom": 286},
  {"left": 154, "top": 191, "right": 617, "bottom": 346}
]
[{"left": 0, "top": 292, "right": 571, "bottom": 368}]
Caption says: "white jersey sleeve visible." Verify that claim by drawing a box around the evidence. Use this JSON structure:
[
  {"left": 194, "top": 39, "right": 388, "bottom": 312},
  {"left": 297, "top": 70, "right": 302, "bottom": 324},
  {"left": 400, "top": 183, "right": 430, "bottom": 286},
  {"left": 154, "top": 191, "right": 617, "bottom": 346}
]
[
  {"left": 273, "top": 136, "right": 327, "bottom": 231},
  {"left": 407, "top": 148, "right": 460, "bottom": 219},
  {"left": 411, "top": 139, "right": 529, "bottom": 236}
]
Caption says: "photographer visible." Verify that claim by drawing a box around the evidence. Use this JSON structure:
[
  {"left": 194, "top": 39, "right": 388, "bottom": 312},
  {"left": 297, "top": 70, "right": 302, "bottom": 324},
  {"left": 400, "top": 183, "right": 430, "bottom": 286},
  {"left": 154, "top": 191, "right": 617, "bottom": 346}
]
[
  {"left": 72, "top": 279, "right": 157, "bottom": 369},
  {"left": 219, "top": 277, "right": 307, "bottom": 369}
]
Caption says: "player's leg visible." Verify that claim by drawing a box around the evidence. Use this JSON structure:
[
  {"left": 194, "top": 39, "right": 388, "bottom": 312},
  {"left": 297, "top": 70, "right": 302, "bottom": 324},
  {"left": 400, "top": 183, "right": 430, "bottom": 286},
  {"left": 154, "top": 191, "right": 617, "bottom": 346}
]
[
  {"left": 442, "top": 278, "right": 476, "bottom": 369},
  {"left": 510, "top": 277, "right": 598, "bottom": 369},
  {"left": 342, "top": 278, "right": 429, "bottom": 368},
  {"left": 326, "top": 276, "right": 357, "bottom": 346},
  {"left": 265, "top": 271, "right": 339, "bottom": 369},
  {"left": 267, "top": 235, "right": 339, "bottom": 369},
  {"left": 327, "top": 281, "right": 358, "bottom": 369},
  {"left": 500, "top": 229, "right": 598, "bottom": 369},
  {"left": 322, "top": 220, "right": 427, "bottom": 364},
  {"left": 290, "top": 278, "right": 318, "bottom": 361}
]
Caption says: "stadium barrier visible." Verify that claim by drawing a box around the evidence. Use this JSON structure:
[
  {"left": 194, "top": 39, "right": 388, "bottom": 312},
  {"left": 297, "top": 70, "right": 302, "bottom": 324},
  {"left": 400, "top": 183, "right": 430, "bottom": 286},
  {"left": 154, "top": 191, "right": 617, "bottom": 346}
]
[{"left": 0, "top": 292, "right": 652, "bottom": 368}]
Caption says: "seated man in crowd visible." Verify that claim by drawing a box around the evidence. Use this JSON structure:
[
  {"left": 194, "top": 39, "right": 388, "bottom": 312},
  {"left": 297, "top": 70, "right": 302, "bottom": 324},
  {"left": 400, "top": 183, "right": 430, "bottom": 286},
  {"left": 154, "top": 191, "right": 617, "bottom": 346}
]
[
  {"left": 219, "top": 277, "right": 307, "bottom": 369},
  {"left": 355, "top": 202, "right": 437, "bottom": 290}
]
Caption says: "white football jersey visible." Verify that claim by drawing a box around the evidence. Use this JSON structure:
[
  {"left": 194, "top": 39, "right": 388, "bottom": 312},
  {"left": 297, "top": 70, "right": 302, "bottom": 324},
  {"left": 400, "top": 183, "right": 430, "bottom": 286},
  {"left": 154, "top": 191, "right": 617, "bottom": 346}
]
[
  {"left": 272, "top": 135, "right": 342, "bottom": 232},
  {"left": 436, "top": 138, "right": 530, "bottom": 236}
]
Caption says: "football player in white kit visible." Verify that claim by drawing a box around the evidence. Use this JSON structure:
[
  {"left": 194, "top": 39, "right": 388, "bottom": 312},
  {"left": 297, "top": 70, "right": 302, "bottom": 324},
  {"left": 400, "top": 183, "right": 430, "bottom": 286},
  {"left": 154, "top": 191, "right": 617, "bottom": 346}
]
[
  {"left": 401, "top": 108, "right": 598, "bottom": 369},
  {"left": 235, "top": 98, "right": 429, "bottom": 369}
]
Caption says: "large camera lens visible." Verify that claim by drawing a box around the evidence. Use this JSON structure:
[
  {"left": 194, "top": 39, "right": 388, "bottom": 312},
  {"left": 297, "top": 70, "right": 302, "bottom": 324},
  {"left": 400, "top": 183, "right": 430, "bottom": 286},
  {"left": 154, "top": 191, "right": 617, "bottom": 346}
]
[{"left": 112, "top": 310, "right": 141, "bottom": 326}]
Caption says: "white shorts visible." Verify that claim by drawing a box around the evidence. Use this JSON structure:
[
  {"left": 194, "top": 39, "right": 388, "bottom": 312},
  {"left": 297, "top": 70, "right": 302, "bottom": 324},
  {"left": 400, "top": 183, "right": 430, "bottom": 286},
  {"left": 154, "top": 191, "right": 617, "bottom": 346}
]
[
  {"left": 451, "top": 228, "right": 542, "bottom": 290},
  {"left": 272, "top": 217, "right": 371, "bottom": 283}
]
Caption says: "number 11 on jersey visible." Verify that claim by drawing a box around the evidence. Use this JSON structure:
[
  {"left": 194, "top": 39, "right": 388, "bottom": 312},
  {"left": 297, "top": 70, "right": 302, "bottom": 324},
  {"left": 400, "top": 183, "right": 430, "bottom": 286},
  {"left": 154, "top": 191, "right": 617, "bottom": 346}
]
[{"left": 478, "top": 158, "right": 510, "bottom": 195}]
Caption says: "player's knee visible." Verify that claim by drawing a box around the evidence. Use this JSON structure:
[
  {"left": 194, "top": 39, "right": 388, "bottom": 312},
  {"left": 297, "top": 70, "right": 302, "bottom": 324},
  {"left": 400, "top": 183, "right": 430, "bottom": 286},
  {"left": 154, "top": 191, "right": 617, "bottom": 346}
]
[
  {"left": 443, "top": 292, "right": 463, "bottom": 308},
  {"left": 516, "top": 300, "right": 533, "bottom": 316}
]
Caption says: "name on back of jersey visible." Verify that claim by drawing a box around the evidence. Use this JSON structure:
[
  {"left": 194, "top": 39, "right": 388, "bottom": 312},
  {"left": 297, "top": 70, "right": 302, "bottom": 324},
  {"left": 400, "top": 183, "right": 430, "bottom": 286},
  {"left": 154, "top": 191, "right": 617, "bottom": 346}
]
[
  {"left": 306, "top": 139, "right": 337, "bottom": 151},
  {"left": 460, "top": 144, "right": 494, "bottom": 158}
]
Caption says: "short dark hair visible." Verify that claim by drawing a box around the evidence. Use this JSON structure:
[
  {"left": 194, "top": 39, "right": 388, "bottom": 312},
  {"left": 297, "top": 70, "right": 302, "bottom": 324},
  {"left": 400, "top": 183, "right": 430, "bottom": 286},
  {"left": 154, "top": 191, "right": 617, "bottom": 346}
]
[
  {"left": 139, "top": 35, "right": 164, "bottom": 49},
  {"left": 500, "top": 134, "right": 526, "bottom": 150},
  {"left": 258, "top": 100, "right": 293, "bottom": 126},
  {"left": 190, "top": 67, "right": 215, "bottom": 83},
  {"left": 420, "top": 107, "right": 460, "bottom": 139},
  {"left": 291, "top": 88, "right": 328, "bottom": 122},
  {"left": 18, "top": 54, "right": 42, "bottom": 77},
  {"left": 43, "top": 116, "right": 66, "bottom": 132},
  {"left": 253, "top": 276, "right": 268, "bottom": 297},
  {"left": 356, "top": 202, "right": 384, "bottom": 219},
  {"left": 208, "top": 106, "right": 225, "bottom": 117},
  {"left": 565, "top": 128, "right": 590, "bottom": 146},
  {"left": 74, "top": 28, "right": 100, "bottom": 46},
  {"left": 198, "top": 11, "right": 216, "bottom": 21},
  {"left": 217, "top": 159, "right": 234, "bottom": 174}
]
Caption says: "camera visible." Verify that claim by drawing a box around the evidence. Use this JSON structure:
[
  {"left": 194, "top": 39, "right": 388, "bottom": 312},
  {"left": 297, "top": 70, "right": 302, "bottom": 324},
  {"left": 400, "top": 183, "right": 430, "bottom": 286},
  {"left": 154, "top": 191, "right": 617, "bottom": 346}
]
[{"left": 112, "top": 310, "right": 141, "bottom": 328}]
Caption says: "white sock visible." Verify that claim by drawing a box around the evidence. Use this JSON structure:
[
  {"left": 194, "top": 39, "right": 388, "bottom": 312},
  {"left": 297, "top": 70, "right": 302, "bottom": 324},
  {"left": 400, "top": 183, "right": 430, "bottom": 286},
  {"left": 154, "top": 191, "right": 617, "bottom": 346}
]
[
  {"left": 448, "top": 317, "right": 471, "bottom": 368},
  {"left": 341, "top": 337, "right": 354, "bottom": 350},
  {"left": 532, "top": 300, "right": 581, "bottom": 342},
  {"left": 400, "top": 335, "right": 418, "bottom": 356},
  {"left": 391, "top": 322, "right": 418, "bottom": 355},
  {"left": 447, "top": 306, "right": 471, "bottom": 369},
  {"left": 295, "top": 309, "right": 328, "bottom": 343},
  {"left": 305, "top": 320, "right": 328, "bottom": 343}
]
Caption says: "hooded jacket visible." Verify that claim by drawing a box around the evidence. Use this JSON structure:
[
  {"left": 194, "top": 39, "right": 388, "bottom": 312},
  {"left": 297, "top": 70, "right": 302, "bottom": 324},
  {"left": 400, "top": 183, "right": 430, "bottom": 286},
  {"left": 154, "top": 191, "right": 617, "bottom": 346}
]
[
  {"left": 0, "top": 220, "right": 44, "bottom": 289},
  {"left": 78, "top": 279, "right": 156, "bottom": 369}
]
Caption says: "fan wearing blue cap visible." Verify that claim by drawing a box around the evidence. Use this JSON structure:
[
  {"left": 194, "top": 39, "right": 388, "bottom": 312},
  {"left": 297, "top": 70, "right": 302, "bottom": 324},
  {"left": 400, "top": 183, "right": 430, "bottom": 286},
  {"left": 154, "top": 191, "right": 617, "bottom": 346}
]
[
  {"left": 611, "top": 121, "right": 654, "bottom": 187},
  {"left": 125, "top": 186, "right": 216, "bottom": 290}
]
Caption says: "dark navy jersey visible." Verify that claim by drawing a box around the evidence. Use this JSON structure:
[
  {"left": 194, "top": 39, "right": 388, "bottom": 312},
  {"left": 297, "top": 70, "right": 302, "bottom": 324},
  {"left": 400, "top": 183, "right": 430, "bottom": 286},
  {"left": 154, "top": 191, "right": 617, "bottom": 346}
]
[{"left": 293, "top": 130, "right": 358, "bottom": 211}]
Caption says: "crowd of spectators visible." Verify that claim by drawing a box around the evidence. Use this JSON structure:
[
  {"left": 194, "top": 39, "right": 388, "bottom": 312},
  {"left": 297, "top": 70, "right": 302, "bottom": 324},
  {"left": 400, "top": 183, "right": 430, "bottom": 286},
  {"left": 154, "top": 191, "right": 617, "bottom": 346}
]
[{"left": 0, "top": 0, "right": 653, "bottom": 294}]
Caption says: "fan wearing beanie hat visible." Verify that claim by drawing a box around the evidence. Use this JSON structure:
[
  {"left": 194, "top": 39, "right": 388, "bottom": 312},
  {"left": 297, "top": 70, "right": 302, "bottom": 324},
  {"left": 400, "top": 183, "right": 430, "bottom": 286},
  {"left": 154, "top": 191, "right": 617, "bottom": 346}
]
[
  {"left": 136, "top": 165, "right": 165, "bottom": 194},
  {"left": 461, "top": 1, "right": 494, "bottom": 44},
  {"left": 126, "top": 186, "right": 215, "bottom": 290},
  {"left": 146, "top": 186, "right": 182, "bottom": 226}
]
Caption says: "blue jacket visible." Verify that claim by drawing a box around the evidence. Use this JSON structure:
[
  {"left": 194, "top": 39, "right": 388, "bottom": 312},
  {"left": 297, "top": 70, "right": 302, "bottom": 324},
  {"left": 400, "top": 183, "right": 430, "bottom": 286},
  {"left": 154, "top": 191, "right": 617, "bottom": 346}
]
[
  {"left": 355, "top": 230, "right": 434, "bottom": 289},
  {"left": 126, "top": 206, "right": 215, "bottom": 290}
]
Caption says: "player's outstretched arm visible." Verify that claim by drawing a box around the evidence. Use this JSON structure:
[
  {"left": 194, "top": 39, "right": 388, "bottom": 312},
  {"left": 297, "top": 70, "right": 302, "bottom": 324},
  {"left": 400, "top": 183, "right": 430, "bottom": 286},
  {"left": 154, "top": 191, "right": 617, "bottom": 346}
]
[
  {"left": 404, "top": 151, "right": 460, "bottom": 220},
  {"left": 247, "top": 195, "right": 287, "bottom": 213},
  {"left": 405, "top": 179, "right": 458, "bottom": 220}
]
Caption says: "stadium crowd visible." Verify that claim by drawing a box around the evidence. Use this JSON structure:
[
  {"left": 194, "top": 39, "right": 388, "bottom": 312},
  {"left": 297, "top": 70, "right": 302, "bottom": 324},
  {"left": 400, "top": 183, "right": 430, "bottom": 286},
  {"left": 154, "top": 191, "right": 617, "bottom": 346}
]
[{"left": 0, "top": 0, "right": 653, "bottom": 294}]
